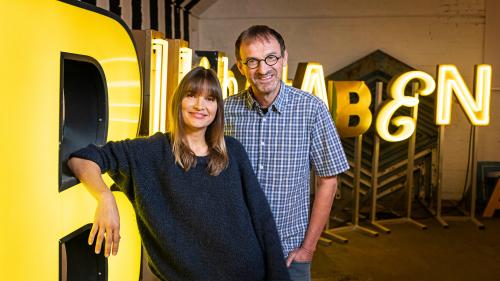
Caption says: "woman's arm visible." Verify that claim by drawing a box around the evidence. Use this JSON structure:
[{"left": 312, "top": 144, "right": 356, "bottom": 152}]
[{"left": 68, "top": 157, "right": 121, "bottom": 258}]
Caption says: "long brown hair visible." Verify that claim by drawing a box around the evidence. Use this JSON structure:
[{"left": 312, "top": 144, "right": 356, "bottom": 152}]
[{"left": 168, "top": 67, "right": 228, "bottom": 176}]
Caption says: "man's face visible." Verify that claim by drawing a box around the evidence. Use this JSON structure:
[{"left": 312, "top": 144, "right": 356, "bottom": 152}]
[{"left": 237, "top": 36, "right": 288, "bottom": 98}]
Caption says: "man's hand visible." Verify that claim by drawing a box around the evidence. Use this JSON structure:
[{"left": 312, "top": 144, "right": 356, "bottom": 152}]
[
  {"left": 286, "top": 247, "right": 315, "bottom": 267},
  {"left": 89, "top": 192, "right": 121, "bottom": 257}
]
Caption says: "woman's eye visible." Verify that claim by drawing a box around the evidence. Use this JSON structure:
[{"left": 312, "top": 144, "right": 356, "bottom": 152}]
[{"left": 206, "top": 96, "right": 215, "bottom": 102}]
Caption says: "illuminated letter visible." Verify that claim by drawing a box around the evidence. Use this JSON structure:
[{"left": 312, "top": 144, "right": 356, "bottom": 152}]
[
  {"left": 293, "top": 62, "right": 330, "bottom": 108},
  {"left": 221, "top": 56, "right": 239, "bottom": 99},
  {"left": 165, "top": 39, "right": 191, "bottom": 116},
  {"left": 282, "top": 64, "right": 293, "bottom": 86},
  {"left": 376, "top": 71, "right": 435, "bottom": 142},
  {"left": 331, "top": 81, "right": 372, "bottom": 137},
  {"left": 151, "top": 39, "right": 169, "bottom": 134},
  {"left": 436, "top": 64, "right": 492, "bottom": 125},
  {"left": 179, "top": 47, "right": 193, "bottom": 82},
  {"left": 483, "top": 180, "right": 500, "bottom": 218},
  {"left": 0, "top": 1, "right": 141, "bottom": 280},
  {"left": 198, "top": 56, "right": 211, "bottom": 69}
]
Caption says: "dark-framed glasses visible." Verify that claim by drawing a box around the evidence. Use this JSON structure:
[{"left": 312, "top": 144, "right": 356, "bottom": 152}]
[{"left": 242, "top": 55, "right": 281, "bottom": 69}]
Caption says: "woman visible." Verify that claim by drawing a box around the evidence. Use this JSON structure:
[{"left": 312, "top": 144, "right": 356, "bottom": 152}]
[{"left": 68, "top": 67, "right": 290, "bottom": 281}]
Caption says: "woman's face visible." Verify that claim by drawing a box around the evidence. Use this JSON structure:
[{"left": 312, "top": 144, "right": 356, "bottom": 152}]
[{"left": 181, "top": 91, "right": 218, "bottom": 133}]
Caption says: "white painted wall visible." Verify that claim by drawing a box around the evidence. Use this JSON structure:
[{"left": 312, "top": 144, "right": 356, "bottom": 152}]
[{"left": 193, "top": 0, "right": 500, "bottom": 199}]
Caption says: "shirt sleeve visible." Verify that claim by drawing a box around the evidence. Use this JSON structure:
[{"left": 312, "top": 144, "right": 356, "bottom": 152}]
[
  {"left": 310, "top": 100, "right": 350, "bottom": 177},
  {"left": 231, "top": 138, "right": 291, "bottom": 281}
]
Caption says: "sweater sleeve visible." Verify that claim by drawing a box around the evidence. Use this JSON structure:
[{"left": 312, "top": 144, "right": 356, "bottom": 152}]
[
  {"left": 69, "top": 133, "right": 163, "bottom": 200},
  {"left": 228, "top": 137, "right": 291, "bottom": 281}
]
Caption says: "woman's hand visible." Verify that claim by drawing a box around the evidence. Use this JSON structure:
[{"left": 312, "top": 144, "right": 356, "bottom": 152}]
[{"left": 88, "top": 192, "right": 121, "bottom": 257}]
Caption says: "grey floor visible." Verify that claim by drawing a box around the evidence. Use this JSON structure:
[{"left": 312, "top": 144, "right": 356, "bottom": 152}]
[{"left": 311, "top": 216, "right": 500, "bottom": 281}]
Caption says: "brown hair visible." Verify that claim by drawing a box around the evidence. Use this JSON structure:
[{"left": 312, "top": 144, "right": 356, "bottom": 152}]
[
  {"left": 168, "top": 67, "right": 228, "bottom": 176},
  {"left": 235, "top": 25, "right": 286, "bottom": 61}
]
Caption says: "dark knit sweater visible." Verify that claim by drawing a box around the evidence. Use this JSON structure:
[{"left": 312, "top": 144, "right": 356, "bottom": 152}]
[{"left": 71, "top": 133, "right": 290, "bottom": 281}]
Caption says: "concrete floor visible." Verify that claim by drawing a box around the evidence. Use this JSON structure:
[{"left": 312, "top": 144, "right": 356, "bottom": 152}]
[{"left": 311, "top": 216, "right": 500, "bottom": 281}]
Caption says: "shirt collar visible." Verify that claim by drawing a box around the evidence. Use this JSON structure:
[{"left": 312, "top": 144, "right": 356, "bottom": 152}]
[{"left": 244, "top": 81, "right": 288, "bottom": 114}]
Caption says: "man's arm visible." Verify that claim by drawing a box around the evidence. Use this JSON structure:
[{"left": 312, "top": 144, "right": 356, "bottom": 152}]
[
  {"left": 286, "top": 175, "right": 337, "bottom": 266},
  {"left": 68, "top": 157, "right": 121, "bottom": 257}
]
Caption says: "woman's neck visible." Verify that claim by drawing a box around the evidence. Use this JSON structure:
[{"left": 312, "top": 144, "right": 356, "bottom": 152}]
[{"left": 184, "top": 130, "right": 209, "bottom": 156}]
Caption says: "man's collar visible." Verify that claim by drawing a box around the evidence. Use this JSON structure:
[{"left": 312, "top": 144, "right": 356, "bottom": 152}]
[{"left": 244, "top": 82, "right": 287, "bottom": 114}]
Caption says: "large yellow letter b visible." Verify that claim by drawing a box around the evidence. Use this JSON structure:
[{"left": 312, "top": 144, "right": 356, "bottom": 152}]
[{"left": 0, "top": 1, "right": 142, "bottom": 280}]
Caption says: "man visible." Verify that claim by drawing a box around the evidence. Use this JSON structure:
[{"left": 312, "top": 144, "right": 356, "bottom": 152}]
[{"left": 224, "top": 25, "right": 349, "bottom": 281}]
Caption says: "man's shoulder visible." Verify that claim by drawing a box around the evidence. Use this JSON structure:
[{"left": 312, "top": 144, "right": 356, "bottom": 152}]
[
  {"left": 284, "top": 84, "right": 325, "bottom": 106},
  {"left": 224, "top": 90, "right": 250, "bottom": 116},
  {"left": 224, "top": 90, "right": 247, "bottom": 105}
]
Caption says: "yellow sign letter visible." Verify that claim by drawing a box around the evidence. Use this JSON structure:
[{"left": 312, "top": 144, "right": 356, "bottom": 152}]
[
  {"left": 376, "top": 71, "right": 435, "bottom": 142},
  {"left": 436, "top": 64, "right": 492, "bottom": 125},
  {"left": 331, "top": 81, "right": 372, "bottom": 138},
  {"left": 0, "top": 1, "right": 141, "bottom": 280}
]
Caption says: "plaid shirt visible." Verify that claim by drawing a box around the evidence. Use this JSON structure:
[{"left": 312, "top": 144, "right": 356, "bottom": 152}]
[{"left": 224, "top": 82, "right": 349, "bottom": 257}]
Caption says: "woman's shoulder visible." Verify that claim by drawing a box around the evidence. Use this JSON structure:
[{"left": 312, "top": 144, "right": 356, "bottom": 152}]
[
  {"left": 224, "top": 135, "right": 248, "bottom": 159},
  {"left": 224, "top": 135, "right": 243, "bottom": 149},
  {"left": 128, "top": 132, "right": 169, "bottom": 146},
  {"left": 125, "top": 132, "right": 171, "bottom": 156}
]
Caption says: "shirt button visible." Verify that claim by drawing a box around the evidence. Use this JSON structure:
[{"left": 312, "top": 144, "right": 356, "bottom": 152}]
[
  {"left": 260, "top": 141, "right": 265, "bottom": 146},
  {"left": 262, "top": 118, "right": 266, "bottom": 122},
  {"left": 259, "top": 165, "right": 264, "bottom": 170}
]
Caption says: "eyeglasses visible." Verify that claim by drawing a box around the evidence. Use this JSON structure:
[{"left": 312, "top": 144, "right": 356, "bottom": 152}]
[{"left": 242, "top": 55, "right": 281, "bottom": 69}]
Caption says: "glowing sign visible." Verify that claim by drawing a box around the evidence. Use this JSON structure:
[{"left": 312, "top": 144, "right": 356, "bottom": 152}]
[
  {"left": 0, "top": 0, "right": 141, "bottom": 280},
  {"left": 436, "top": 64, "right": 492, "bottom": 125},
  {"left": 198, "top": 56, "right": 211, "bottom": 69},
  {"left": 151, "top": 39, "right": 169, "bottom": 134},
  {"left": 332, "top": 81, "right": 372, "bottom": 138},
  {"left": 220, "top": 56, "right": 239, "bottom": 99},
  {"left": 376, "top": 71, "right": 436, "bottom": 142},
  {"left": 294, "top": 62, "right": 329, "bottom": 108},
  {"left": 282, "top": 64, "right": 293, "bottom": 86},
  {"left": 178, "top": 47, "right": 193, "bottom": 83}
]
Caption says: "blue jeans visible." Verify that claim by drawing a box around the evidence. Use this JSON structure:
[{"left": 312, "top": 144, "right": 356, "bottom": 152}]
[{"left": 288, "top": 261, "right": 311, "bottom": 281}]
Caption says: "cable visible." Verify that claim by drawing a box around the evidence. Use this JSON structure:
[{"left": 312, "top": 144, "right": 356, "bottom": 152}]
[{"left": 458, "top": 125, "right": 475, "bottom": 205}]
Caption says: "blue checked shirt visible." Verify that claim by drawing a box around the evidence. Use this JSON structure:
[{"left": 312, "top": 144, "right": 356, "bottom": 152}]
[{"left": 224, "top": 82, "right": 349, "bottom": 257}]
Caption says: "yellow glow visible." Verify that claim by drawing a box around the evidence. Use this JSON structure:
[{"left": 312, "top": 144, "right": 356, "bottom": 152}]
[
  {"left": 107, "top": 81, "right": 141, "bottom": 88},
  {"left": 109, "top": 118, "right": 141, "bottom": 123},
  {"left": 164, "top": 39, "right": 190, "bottom": 129},
  {"left": 436, "top": 64, "right": 492, "bottom": 125},
  {"left": 178, "top": 47, "right": 193, "bottom": 83},
  {"left": 327, "top": 80, "right": 336, "bottom": 119},
  {"left": 376, "top": 71, "right": 435, "bottom": 142},
  {"left": 151, "top": 39, "right": 169, "bottom": 134},
  {"left": 216, "top": 53, "right": 225, "bottom": 83},
  {"left": 297, "top": 63, "right": 329, "bottom": 108},
  {"left": 332, "top": 81, "right": 372, "bottom": 137},
  {"left": 220, "top": 56, "right": 238, "bottom": 99},
  {"left": 0, "top": 1, "right": 141, "bottom": 279},
  {"left": 109, "top": 103, "right": 141, "bottom": 107},
  {"left": 226, "top": 69, "right": 239, "bottom": 98},
  {"left": 100, "top": 57, "right": 139, "bottom": 63},
  {"left": 198, "top": 56, "right": 211, "bottom": 69},
  {"left": 282, "top": 64, "right": 293, "bottom": 86}
]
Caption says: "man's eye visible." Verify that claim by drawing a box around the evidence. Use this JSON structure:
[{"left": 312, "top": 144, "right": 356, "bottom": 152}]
[{"left": 246, "top": 59, "right": 257, "bottom": 64}]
